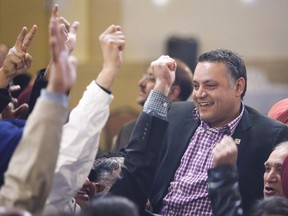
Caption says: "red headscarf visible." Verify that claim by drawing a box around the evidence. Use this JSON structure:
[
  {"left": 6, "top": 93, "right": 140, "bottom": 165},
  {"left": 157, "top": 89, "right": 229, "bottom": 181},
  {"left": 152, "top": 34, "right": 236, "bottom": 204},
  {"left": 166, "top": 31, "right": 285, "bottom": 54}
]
[
  {"left": 268, "top": 98, "right": 288, "bottom": 124},
  {"left": 282, "top": 156, "right": 288, "bottom": 198}
]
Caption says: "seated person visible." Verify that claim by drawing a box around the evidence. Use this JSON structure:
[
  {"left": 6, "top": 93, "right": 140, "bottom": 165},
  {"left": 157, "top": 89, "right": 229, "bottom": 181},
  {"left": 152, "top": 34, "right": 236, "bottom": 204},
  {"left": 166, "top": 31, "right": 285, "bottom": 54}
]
[
  {"left": 208, "top": 136, "right": 288, "bottom": 216},
  {"left": 66, "top": 152, "right": 125, "bottom": 213},
  {"left": 114, "top": 58, "right": 193, "bottom": 152}
]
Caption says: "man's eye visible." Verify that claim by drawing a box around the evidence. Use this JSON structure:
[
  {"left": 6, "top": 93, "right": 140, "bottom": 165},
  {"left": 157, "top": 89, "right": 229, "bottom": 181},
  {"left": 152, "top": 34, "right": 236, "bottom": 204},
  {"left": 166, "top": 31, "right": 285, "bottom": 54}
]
[
  {"left": 193, "top": 84, "right": 199, "bottom": 90},
  {"left": 265, "top": 167, "right": 271, "bottom": 172},
  {"left": 277, "top": 166, "right": 282, "bottom": 173},
  {"left": 206, "top": 84, "right": 216, "bottom": 89}
]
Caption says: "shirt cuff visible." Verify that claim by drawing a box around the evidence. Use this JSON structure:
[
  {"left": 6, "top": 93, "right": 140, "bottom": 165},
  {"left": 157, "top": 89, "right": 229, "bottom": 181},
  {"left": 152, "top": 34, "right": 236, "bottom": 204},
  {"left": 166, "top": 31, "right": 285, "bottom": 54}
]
[
  {"left": 143, "top": 90, "right": 171, "bottom": 120},
  {"left": 40, "top": 89, "right": 69, "bottom": 107}
]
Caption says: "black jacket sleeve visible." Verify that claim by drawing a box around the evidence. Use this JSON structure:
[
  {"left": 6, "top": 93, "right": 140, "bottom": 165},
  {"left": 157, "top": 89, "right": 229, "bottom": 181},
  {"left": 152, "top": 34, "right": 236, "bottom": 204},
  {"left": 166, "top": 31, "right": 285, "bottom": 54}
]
[
  {"left": 208, "top": 164, "right": 244, "bottom": 216},
  {"left": 26, "top": 69, "right": 48, "bottom": 118},
  {"left": 0, "top": 87, "right": 11, "bottom": 113},
  {"left": 109, "top": 112, "right": 168, "bottom": 216}
]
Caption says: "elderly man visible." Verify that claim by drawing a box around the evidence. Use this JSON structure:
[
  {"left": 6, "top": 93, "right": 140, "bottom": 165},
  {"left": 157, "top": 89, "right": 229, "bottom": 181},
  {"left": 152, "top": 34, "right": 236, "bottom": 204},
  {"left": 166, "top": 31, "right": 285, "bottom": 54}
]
[{"left": 208, "top": 136, "right": 288, "bottom": 216}]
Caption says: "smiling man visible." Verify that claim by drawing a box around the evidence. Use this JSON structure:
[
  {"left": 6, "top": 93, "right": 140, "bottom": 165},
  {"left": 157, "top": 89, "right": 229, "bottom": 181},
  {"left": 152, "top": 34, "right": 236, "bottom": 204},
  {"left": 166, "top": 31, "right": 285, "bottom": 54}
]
[{"left": 145, "top": 49, "right": 288, "bottom": 216}]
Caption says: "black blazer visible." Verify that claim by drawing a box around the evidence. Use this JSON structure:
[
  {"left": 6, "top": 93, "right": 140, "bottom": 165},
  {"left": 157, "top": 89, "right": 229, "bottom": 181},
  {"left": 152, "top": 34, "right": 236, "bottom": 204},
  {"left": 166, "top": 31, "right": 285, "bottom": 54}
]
[{"left": 149, "top": 101, "right": 288, "bottom": 214}]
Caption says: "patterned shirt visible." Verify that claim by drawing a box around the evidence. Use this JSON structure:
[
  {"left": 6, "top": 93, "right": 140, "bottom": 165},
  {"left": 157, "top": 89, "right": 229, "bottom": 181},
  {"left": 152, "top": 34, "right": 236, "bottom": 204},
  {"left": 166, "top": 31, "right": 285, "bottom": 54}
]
[{"left": 161, "top": 107, "right": 244, "bottom": 216}]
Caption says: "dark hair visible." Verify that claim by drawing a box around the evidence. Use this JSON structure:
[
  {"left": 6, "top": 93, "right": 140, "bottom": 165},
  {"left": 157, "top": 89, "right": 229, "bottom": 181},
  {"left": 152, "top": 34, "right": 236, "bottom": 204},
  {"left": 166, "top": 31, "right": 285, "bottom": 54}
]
[
  {"left": 88, "top": 152, "right": 125, "bottom": 183},
  {"left": 173, "top": 58, "right": 193, "bottom": 101},
  {"left": 249, "top": 196, "right": 288, "bottom": 216},
  {"left": 80, "top": 193, "right": 139, "bottom": 216},
  {"left": 198, "top": 49, "right": 247, "bottom": 99}
]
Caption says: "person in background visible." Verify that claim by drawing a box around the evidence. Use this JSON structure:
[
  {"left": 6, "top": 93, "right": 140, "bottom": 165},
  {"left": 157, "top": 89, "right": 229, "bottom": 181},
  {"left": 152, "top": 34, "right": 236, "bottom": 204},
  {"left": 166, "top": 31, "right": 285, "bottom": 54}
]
[
  {"left": 114, "top": 58, "right": 193, "bottom": 151},
  {"left": 208, "top": 137, "right": 288, "bottom": 216},
  {"left": 44, "top": 6, "right": 125, "bottom": 213},
  {"left": 0, "top": 6, "right": 77, "bottom": 213},
  {"left": 268, "top": 98, "right": 288, "bottom": 125},
  {"left": 80, "top": 193, "right": 139, "bottom": 216},
  {"left": 249, "top": 196, "right": 288, "bottom": 216},
  {"left": 66, "top": 152, "right": 125, "bottom": 213}
]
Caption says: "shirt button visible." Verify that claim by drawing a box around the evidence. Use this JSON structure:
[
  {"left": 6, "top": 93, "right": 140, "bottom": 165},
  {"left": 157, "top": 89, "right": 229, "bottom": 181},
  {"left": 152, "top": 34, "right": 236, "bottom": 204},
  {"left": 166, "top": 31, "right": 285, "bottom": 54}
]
[
  {"left": 169, "top": 210, "right": 174, "bottom": 215},
  {"left": 177, "top": 188, "right": 182, "bottom": 194},
  {"left": 163, "top": 102, "right": 168, "bottom": 107}
]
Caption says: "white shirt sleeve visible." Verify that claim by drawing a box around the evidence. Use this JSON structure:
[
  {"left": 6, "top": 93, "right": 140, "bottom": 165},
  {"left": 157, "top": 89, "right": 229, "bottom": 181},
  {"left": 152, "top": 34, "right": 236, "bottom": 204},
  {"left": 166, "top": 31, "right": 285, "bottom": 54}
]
[{"left": 44, "top": 81, "right": 113, "bottom": 212}]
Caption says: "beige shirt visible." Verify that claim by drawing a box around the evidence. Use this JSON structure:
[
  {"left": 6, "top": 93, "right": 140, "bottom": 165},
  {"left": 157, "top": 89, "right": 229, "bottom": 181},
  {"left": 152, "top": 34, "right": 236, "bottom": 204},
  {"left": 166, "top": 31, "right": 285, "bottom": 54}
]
[{"left": 0, "top": 96, "right": 68, "bottom": 214}]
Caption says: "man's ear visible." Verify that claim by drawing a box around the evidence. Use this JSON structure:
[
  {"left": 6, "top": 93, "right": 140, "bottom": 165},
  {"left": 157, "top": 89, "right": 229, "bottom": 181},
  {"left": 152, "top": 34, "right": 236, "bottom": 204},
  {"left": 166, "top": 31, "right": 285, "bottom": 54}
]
[
  {"left": 95, "top": 183, "right": 105, "bottom": 193},
  {"left": 168, "top": 85, "right": 181, "bottom": 101},
  {"left": 235, "top": 77, "right": 245, "bottom": 97}
]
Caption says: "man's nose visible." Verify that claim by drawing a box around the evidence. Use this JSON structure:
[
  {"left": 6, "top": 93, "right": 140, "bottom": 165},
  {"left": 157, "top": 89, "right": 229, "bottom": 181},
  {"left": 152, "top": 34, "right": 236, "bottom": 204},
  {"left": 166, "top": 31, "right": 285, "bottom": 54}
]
[
  {"left": 195, "top": 86, "right": 207, "bottom": 98},
  {"left": 138, "top": 76, "right": 147, "bottom": 87},
  {"left": 266, "top": 170, "right": 278, "bottom": 182}
]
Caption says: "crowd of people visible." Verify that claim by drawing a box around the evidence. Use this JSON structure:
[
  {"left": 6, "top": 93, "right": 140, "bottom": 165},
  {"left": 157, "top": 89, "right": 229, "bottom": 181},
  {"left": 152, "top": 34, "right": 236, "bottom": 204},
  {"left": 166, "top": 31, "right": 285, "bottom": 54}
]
[{"left": 0, "top": 4, "right": 288, "bottom": 216}]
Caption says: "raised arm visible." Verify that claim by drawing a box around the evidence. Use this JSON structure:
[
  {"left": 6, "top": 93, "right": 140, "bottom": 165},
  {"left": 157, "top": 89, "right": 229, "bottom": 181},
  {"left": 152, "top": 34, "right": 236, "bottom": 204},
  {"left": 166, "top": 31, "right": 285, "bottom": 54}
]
[
  {"left": 44, "top": 24, "right": 125, "bottom": 212},
  {"left": 26, "top": 4, "right": 80, "bottom": 117},
  {"left": 109, "top": 55, "right": 176, "bottom": 214},
  {"left": 0, "top": 25, "right": 37, "bottom": 114},
  {"left": 0, "top": 8, "right": 76, "bottom": 213}
]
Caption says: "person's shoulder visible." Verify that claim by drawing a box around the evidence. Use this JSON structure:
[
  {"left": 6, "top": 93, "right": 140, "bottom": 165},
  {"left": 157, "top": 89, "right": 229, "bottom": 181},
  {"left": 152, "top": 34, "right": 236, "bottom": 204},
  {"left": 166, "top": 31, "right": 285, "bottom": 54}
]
[
  {"left": 170, "top": 101, "right": 194, "bottom": 112},
  {"left": 245, "top": 105, "right": 288, "bottom": 129},
  {"left": 168, "top": 101, "right": 195, "bottom": 121}
]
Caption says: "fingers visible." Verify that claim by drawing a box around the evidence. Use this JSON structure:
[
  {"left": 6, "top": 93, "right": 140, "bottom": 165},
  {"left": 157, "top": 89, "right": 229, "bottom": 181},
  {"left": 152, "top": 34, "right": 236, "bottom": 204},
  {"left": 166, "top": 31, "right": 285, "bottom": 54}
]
[
  {"left": 15, "top": 27, "right": 27, "bottom": 50},
  {"left": 58, "top": 16, "right": 70, "bottom": 32},
  {"left": 52, "top": 4, "right": 58, "bottom": 18},
  {"left": 212, "top": 135, "right": 238, "bottom": 167},
  {"left": 8, "top": 85, "right": 21, "bottom": 93},
  {"left": 22, "top": 25, "right": 37, "bottom": 53},
  {"left": 49, "top": 13, "right": 66, "bottom": 61},
  {"left": 151, "top": 55, "right": 176, "bottom": 73},
  {"left": 24, "top": 53, "right": 33, "bottom": 70},
  {"left": 99, "top": 25, "right": 125, "bottom": 50},
  {"left": 69, "top": 21, "right": 80, "bottom": 35},
  {"left": 100, "top": 25, "right": 118, "bottom": 37}
]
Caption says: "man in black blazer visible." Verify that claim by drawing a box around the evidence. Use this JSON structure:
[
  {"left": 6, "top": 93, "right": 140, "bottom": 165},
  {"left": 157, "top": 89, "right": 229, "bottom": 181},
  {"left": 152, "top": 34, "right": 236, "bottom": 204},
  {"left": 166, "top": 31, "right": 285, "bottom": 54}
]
[{"left": 145, "top": 49, "right": 288, "bottom": 215}]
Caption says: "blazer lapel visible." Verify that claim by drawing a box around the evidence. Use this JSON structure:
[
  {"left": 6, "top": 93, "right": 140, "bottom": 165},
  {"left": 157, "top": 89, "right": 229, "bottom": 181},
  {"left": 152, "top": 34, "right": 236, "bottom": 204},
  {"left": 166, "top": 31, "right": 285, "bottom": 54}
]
[{"left": 232, "top": 107, "right": 252, "bottom": 164}]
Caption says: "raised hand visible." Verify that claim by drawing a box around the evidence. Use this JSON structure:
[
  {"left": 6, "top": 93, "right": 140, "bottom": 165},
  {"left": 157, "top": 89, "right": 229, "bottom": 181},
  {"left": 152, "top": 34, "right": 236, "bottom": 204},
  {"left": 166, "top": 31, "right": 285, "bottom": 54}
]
[
  {"left": 0, "top": 25, "right": 37, "bottom": 88},
  {"left": 0, "top": 85, "right": 29, "bottom": 120},
  {"left": 99, "top": 25, "right": 125, "bottom": 72},
  {"left": 44, "top": 4, "right": 80, "bottom": 80},
  {"left": 46, "top": 5, "right": 77, "bottom": 94},
  {"left": 150, "top": 55, "right": 176, "bottom": 96},
  {"left": 96, "top": 25, "right": 125, "bottom": 90},
  {"left": 212, "top": 135, "right": 238, "bottom": 167}
]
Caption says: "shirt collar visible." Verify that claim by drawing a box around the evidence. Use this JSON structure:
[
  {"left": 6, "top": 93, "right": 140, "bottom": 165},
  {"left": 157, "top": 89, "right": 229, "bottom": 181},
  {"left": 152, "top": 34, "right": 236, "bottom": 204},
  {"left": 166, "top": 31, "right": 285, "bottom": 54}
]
[{"left": 193, "top": 103, "right": 244, "bottom": 135}]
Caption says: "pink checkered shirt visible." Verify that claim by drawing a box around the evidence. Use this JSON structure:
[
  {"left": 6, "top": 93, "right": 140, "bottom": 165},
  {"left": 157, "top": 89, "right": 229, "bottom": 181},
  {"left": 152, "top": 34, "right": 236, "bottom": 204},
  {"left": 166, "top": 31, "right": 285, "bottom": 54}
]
[{"left": 161, "top": 107, "right": 244, "bottom": 216}]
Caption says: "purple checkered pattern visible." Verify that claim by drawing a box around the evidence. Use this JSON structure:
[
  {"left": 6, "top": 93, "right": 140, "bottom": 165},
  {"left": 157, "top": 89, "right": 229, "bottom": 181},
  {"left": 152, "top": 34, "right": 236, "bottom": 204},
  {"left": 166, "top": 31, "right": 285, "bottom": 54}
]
[{"left": 162, "top": 106, "right": 244, "bottom": 216}]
